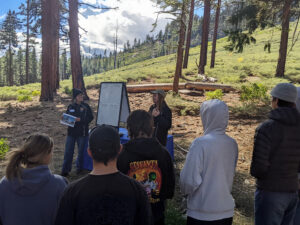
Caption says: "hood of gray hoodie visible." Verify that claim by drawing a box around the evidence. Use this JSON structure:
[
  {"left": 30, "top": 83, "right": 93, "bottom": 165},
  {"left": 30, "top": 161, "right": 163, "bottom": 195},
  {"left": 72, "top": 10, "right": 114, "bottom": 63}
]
[
  {"left": 7, "top": 165, "right": 52, "bottom": 196},
  {"left": 200, "top": 99, "right": 229, "bottom": 135}
]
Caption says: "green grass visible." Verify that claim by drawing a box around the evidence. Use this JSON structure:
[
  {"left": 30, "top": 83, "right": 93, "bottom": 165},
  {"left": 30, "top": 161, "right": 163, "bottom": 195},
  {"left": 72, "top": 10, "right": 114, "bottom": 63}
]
[
  {"left": 165, "top": 92, "right": 199, "bottom": 116},
  {"left": 1, "top": 22, "right": 299, "bottom": 101}
]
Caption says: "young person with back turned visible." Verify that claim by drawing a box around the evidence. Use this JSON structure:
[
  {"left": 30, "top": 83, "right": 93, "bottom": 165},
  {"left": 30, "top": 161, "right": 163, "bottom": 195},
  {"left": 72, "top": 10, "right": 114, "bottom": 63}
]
[
  {"left": 180, "top": 99, "right": 238, "bottom": 225},
  {"left": 117, "top": 110, "right": 175, "bottom": 225},
  {"left": 0, "top": 134, "right": 67, "bottom": 225},
  {"left": 149, "top": 89, "right": 172, "bottom": 146},
  {"left": 250, "top": 83, "right": 300, "bottom": 225},
  {"left": 55, "top": 125, "right": 153, "bottom": 225},
  {"left": 61, "top": 88, "right": 93, "bottom": 176}
]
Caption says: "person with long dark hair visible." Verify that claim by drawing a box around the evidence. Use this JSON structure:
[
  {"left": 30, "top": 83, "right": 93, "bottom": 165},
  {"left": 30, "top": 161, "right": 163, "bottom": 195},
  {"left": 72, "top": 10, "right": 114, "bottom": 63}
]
[
  {"left": 0, "top": 134, "right": 67, "bottom": 225},
  {"left": 149, "top": 90, "right": 172, "bottom": 146},
  {"left": 118, "top": 110, "right": 175, "bottom": 225}
]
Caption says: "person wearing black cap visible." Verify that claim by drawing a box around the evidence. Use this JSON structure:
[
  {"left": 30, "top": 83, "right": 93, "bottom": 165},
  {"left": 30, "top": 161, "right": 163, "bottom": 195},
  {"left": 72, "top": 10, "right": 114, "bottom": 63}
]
[
  {"left": 149, "top": 89, "right": 172, "bottom": 146},
  {"left": 55, "top": 125, "right": 153, "bottom": 225},
  {"left": 61, "top": 88, "right": 93, "bottom": 176},
  {"left": 250, "top": 83, "right": 300, "bottom": 225}
]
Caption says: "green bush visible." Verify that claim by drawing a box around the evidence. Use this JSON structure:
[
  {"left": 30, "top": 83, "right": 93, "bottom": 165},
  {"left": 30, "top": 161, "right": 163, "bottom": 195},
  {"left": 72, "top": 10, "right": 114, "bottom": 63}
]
[
  {"left": 63, "top": 86, "right": 72, "bottom": 95},
  {"left": 0, "top": 138, "right": 9, "bottom": 160},
  {"left": 240, "top": 83, "right": 268, "bottom": 102},
  {"left": 17, "top": 95, "right": 32, "bottom": 102},
  {"left": 17, "top": 89, "right": 32, "bottom": 95},
  {"left": 205, "top": 89, "right": 223, "bottom": 100},
  {"left": 31, "top": 90, "right": 41, "bottom": 96}
]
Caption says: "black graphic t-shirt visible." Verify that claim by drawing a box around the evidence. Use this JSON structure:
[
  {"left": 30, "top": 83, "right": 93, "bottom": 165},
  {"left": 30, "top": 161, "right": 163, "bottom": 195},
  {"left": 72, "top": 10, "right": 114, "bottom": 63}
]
[{"left": 55, "top": 172, "right": 153, "bottom": 225}]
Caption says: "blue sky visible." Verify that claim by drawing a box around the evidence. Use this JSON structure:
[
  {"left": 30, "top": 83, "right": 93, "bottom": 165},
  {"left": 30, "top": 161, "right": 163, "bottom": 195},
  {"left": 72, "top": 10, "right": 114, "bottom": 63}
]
[
  {"left": 0, "top": 0, "right": 203, "bottom": 53},
  {"left": 0, "top": 0, "right": 23, "bottom": 19}
]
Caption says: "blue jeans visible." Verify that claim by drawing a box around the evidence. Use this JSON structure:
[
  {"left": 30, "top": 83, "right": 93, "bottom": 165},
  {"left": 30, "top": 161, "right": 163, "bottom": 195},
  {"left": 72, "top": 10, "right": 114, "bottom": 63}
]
[
  {"left": 62, "top": 136, "right": 88, "bottom": 173},
  {"left": 255, "top": 189, "right": 298, "bottom": 225}
]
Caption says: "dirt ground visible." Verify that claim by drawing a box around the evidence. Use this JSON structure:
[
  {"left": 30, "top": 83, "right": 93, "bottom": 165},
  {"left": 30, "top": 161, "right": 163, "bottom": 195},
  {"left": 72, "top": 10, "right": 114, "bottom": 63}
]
[{"left": 0, "top": 88, "right": 266, "bottom": 222}]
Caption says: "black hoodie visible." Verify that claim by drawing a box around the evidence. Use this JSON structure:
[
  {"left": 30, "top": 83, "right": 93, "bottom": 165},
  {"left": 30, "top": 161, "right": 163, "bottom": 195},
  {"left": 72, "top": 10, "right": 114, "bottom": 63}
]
[
  {"left": 117, "top": 138, "right": 175, "bottom": 222},
  {"left": 250, "top": 107, "right": 300, "bottom": 192}
]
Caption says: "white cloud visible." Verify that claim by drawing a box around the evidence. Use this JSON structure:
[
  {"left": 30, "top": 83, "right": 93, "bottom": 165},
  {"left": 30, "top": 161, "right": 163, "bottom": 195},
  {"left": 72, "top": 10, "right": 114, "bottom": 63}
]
[
  {"left": 0, "top": 14, "right": 6, "bottom": 20},
  {"left": 79, "top": 0, "right": 173, "bottom": 55}
]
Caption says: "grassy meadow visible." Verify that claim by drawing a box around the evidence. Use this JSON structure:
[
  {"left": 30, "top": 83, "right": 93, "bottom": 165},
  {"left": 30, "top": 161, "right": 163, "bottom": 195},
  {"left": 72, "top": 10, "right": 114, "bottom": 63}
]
[{"left": 1, "top": 22, "right": 300, "bottom": 101}]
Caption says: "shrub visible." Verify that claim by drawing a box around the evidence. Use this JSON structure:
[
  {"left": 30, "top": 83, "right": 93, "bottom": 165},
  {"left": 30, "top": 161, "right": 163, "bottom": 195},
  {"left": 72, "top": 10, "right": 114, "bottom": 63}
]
[
  {"left": 17, "top": 95, "right": 32, "bottom": 102},
  {"left": 17, "top": 89, "right": 31, "bottom": 95},
  {"left": 240, "top": 83, "right": 268, "bottom": 103},
  {"left": 205, "top": 89, "right": 223, "bottom": 100},
  {"left": 63, "top": 86, "right": 72, "bottom": 95},
  {"left": 0, "top": 138, "right": 9, "bottom": 160},
  {"left": 31, "top": 90, "right": 41, "bottom": 96}
]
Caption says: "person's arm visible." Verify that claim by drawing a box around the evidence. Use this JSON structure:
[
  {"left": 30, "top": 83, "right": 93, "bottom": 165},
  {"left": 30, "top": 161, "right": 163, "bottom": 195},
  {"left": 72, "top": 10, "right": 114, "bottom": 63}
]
[
  {"left": 55, "top": 189, "right": 74, "bottom": 225},
  {"left": 155, "top": 106, "right": 172, "bottom": 130},
  {"left": 180, "top": 140, "right": 204, "bottom": 195},
  {"left": 80, "top": 103, "right": 93, "bottom": 124},
  {"left": 163, "top": 150, "right": 175, "bottom": 199},
  {"left": 250, "top": 122, "right": 275, "bottom": 179}
]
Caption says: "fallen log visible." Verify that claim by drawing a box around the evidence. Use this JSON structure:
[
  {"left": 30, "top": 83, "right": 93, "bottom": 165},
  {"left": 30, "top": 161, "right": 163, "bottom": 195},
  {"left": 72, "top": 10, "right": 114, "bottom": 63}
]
[
  {"left": 185, "top": 82, "right": 235, "bottom": 92},
  {"left": 126, "top": 83, "right": 186, "bottom": 93},
  {"left": 126, "top": 82, "right": 235, "bottom": 93}
]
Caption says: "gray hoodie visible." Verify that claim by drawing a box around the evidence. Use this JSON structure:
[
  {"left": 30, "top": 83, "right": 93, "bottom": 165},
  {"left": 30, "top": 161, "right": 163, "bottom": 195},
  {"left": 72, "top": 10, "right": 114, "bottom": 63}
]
[
  {"left": 180, "top": 99, "right": 238, "bottom": 221},
  {"left": 0, "top": 165, "right": 67, "bottom": 225}
]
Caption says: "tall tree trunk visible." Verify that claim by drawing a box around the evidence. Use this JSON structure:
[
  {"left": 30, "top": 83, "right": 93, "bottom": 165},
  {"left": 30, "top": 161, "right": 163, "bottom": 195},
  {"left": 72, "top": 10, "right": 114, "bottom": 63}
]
[
  {"left": 173, "top": 2, "right": 187, "bottom": 93},
  {"left": 55, "top": 30, "right": 60, "bottom": 90},
  {"left": 68, "top": 0, "right": 89, "bottom": 99},
  {"left": 198, "top": 0, "right": 211, "bottom": 75},
  {"left": 53, "top": 0, "right": 60, "bottom": 92},
  {"left": 275, "top": 0, "right": 292, "bottom": 77},
  {"left": 40, "top": 0, "right": 59, "bottom": 101},
  {"left": 8, "top": 44, "right": 13, "bottom": 86},
  {"left": 25, "top": 0, "right": 30, "bottom": 84},
  {"left": 183, "top": 0, "right": 195, "bottom": 69},
  {"left": 210, "top": 0, "right": 221, "bottom": 68}
]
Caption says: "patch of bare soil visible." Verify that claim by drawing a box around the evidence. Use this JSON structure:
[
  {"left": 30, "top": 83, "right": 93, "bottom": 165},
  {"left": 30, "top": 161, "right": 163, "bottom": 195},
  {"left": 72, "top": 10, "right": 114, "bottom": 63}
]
[{"left": 0, "top": 88, "right": 263, "bottom": 220}]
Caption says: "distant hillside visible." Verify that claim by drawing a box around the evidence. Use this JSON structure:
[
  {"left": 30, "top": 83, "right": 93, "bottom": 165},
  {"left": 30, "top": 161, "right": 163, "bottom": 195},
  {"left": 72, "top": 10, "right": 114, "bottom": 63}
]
[
  {"left": 1, "top": 22, "right": 299, "bottom": 101},
  {"left": 78, "top": 22, "right": 299, "bottom": 91}
]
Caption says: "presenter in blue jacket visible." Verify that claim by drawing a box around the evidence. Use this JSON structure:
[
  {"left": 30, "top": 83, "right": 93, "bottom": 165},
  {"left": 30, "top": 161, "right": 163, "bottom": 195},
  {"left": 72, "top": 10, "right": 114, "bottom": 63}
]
[{"left": 61, "top": 88, "right": 93, "bottom": 176}]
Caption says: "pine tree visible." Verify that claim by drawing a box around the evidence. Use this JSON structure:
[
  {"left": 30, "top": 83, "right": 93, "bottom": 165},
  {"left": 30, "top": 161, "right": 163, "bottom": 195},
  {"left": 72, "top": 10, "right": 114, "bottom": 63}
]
[
  {"left": 183, "top": 0, "right": 195, "bottom": 68},
  {"left": 40, "top": 0, "right": 59, "bottom": 101},
  {"left": 0, "top": 10, "right": 21, "bottom": 86},
  {"left": 19, "top": 0, "right": 41, "bottom": 84},
  {"left": 30, "top": 47, "right": 38, "bottom": 83},
  {"left": 198, "top": 0, "right": 211, "bottom": 75},
  {"left": 16, "top": 48, "right": 25, "bottom": 85},
  {"left": 68, "top": 0, "right": 88, "bottom": 99},
  {"left": 210, "top": 0, "right": 222, "bottom": 68}
]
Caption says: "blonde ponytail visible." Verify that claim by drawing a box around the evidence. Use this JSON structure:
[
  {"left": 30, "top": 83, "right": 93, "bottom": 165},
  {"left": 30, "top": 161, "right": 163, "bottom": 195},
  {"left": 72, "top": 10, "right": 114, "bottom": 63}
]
[{"left": 5, "top": 134, "right": 53, "bottom": 180}]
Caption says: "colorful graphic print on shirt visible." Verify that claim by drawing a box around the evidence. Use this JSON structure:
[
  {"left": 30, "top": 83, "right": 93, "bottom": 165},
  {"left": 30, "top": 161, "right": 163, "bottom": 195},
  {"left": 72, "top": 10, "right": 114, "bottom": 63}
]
[{"left": 128, "top": 160, "right": 162, "bottom": 203}]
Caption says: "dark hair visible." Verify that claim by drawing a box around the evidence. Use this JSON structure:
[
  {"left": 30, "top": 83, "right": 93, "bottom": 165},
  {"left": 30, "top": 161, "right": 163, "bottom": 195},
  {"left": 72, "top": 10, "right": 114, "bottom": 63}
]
[
  {"left": 6, "top": 134, "right": 53, "bottom": 180},
  {"left": 156, "top": 94, "right": 165, "bottom": 111},
  {"left": 127, "top": 110, "right": 154, "bottom": 139},
  {"left": 272, "top": 97, "right": 295, "bottom": 108},
  {"left": 89, "top": 125, "right": 120, "bottom": 165}
]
